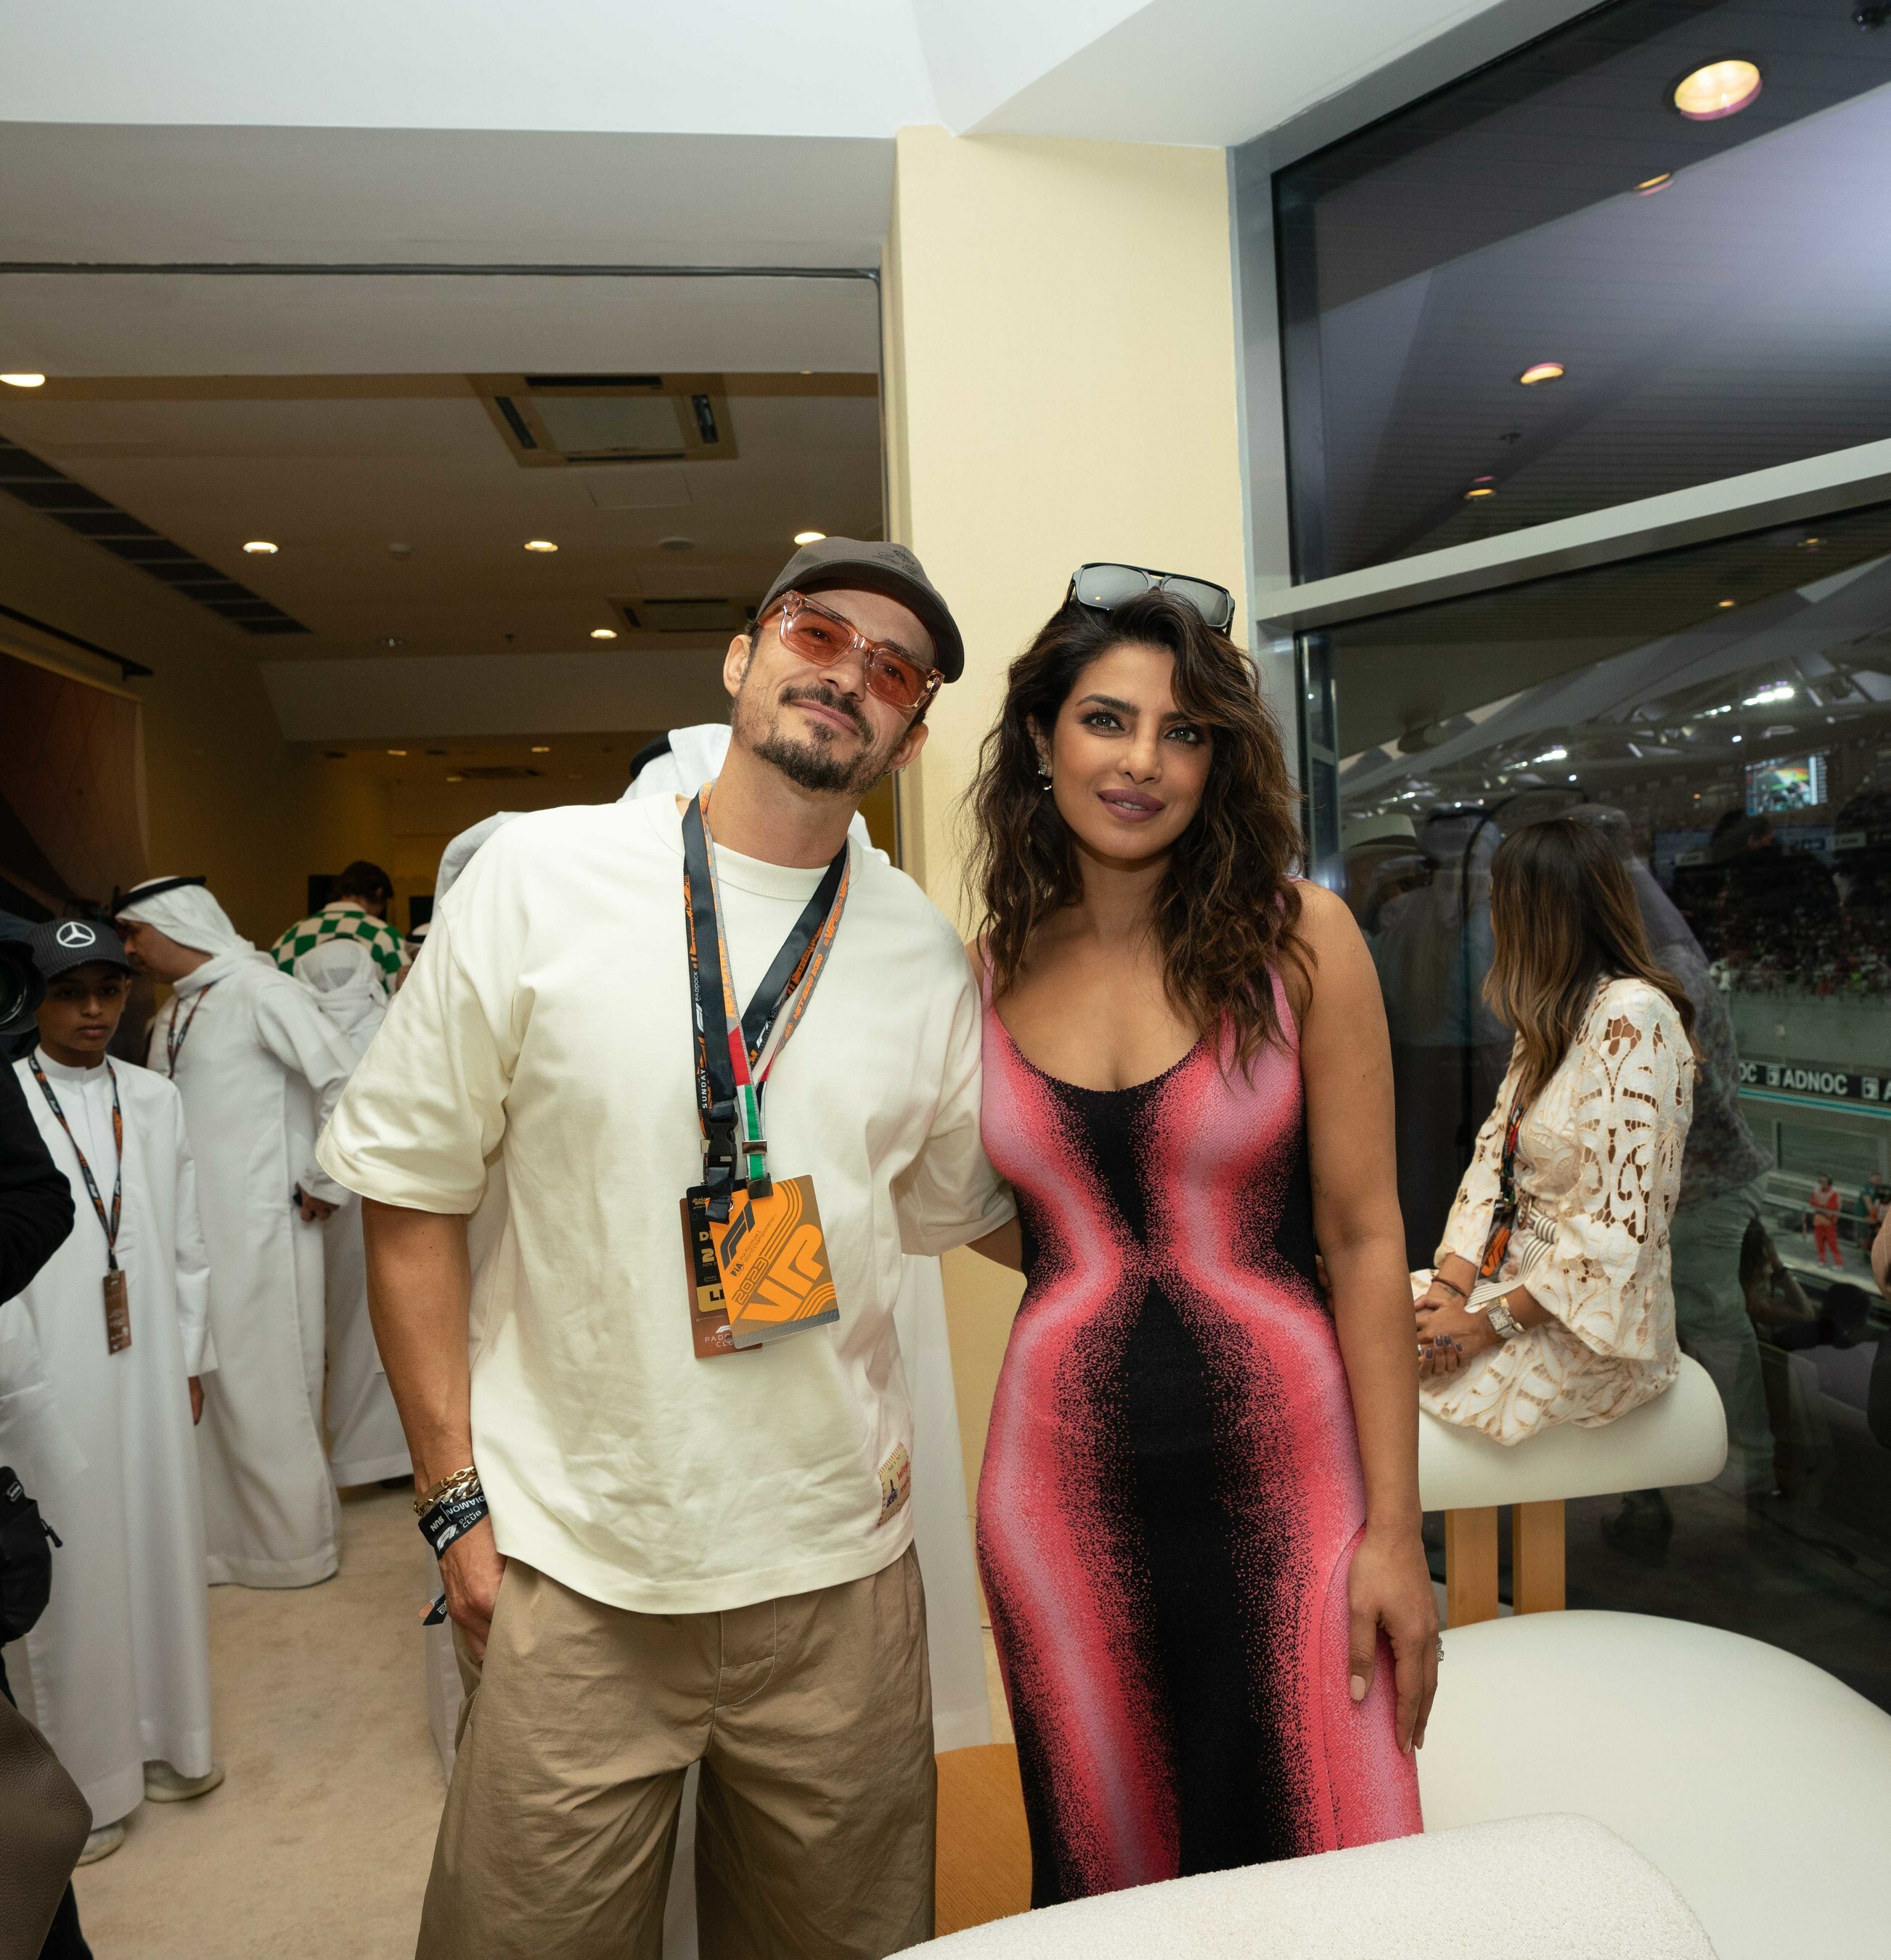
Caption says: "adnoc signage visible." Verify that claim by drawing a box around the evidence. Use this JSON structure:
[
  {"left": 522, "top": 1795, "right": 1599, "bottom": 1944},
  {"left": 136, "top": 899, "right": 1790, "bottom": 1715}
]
[{"left": 1739, "top": 1060, "right": 1885, "bottom": 1106}]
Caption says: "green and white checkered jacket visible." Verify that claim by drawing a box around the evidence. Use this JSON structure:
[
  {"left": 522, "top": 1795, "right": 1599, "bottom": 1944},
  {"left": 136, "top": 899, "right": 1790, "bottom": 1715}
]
[{"left": 271, "top": 901, "right": 406, "bottom": 992}]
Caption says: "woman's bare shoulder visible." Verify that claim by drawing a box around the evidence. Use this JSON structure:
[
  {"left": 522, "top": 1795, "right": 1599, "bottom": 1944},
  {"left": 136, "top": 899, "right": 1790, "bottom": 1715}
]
[{"left": 1285, "top": 879, "right": 1370, "bottom": 1018}]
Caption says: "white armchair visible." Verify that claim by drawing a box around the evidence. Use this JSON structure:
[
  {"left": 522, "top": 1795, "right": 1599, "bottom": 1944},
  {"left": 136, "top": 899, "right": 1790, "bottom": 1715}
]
[{"left": 912, "top": 1813, "right": 1713, "bottom": 1960}]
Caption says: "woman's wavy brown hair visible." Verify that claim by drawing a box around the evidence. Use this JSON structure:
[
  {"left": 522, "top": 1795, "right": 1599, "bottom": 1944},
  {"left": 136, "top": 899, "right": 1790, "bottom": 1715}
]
[
  {"left": 1486, "top": 816, "right": 1695, "bottom": 1106},
  {"left": 965, "top": 591, "right": 1308, "bottom": 1066}
]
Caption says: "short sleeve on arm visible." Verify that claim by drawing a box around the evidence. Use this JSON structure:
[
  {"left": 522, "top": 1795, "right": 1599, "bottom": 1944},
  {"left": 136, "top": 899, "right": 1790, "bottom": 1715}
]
[
  {"left": 892, "top": 970, "right": 1014, "bottom": 1257},
  {"left": 316, "top": 883, "right": 515, "bottom": 1215}
]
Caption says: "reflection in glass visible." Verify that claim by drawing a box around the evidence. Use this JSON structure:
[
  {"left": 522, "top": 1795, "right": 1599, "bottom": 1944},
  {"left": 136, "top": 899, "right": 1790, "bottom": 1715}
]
[
  {"left": 1316, "top": 503, "right": 1891, "bottom": 1706},
  {"left": 1270, "top": 0, "right": 1891, "bottom": 577}
]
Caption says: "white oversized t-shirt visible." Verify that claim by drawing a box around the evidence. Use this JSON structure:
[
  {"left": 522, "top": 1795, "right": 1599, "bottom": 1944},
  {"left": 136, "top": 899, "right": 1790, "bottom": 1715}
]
[{"left": 318, "top": 793, "right": 1012, "bottom": 1614}]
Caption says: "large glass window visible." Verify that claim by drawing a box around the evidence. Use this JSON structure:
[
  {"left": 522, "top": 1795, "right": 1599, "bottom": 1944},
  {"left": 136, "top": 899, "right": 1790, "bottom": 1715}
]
[
  {"left": 1273, "top": 0, "right": 1891, "bottom": 579},
  {"left": 1314, "top": 506, "right": 1891, "bottom": 1706}
]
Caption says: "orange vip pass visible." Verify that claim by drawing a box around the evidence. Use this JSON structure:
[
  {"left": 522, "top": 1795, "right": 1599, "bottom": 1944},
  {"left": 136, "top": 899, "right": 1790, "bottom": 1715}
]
[{"left": 708, "top": 1175, "right": 840, "bottom": 1347}]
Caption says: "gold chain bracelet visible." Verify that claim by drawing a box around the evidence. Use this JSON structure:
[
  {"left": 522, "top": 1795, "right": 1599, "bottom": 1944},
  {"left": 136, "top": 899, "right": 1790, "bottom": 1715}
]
[{"left": 414, "top": 1465, "right": 481, "bottom": 1516}]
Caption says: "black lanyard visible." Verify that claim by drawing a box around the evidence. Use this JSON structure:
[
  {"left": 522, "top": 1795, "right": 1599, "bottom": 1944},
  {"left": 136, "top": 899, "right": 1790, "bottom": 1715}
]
[
  {"left": 164, "top": 981, "right": 216, "bottom": 1077},
  {"left": 681, "top": 791, "right": 848, "bottom": 1216},
  {"left": 29, "top": 1056, "right": 124, "bottom": 1273}
]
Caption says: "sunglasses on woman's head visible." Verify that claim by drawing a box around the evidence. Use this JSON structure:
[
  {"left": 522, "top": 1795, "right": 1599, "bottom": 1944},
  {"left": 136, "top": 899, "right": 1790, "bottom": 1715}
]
[
  {"left": 759, "top": 590, "right": 942, "bottom": 713},
  {"left": 1068, "top": 562, "right": 1237, "bottom": 634}
]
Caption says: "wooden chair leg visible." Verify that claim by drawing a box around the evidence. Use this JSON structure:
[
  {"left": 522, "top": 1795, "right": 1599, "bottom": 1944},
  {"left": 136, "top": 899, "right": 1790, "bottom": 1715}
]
[
  {"left": 1445, "top": 1506, "right": 1500, "bottom": 1626},
  {"left": 1512, "top": 1498, "right": 1567, "bottom": 1613}
]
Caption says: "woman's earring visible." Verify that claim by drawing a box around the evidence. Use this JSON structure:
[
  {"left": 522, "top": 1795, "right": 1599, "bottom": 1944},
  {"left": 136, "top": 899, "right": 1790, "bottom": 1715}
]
[{"left": 1037, "top": 758, "right": 1053, "bottom": 790}]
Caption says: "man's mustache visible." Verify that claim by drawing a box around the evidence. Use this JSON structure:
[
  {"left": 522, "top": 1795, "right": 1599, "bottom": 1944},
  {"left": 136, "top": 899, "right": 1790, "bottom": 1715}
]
[{"left": 779, "top": 684, "right": 870, "bottom": 740}]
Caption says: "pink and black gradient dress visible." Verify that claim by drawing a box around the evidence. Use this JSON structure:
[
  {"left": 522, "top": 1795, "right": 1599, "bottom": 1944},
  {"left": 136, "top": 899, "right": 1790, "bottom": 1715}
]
[{"left": 977, "top": 971, "right": 1421, "bottom": 1906}]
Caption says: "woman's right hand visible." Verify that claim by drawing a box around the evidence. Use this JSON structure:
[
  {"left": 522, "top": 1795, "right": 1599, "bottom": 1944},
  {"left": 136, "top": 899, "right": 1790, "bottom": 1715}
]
[{"left": 1413, "top": 1276, "right": 1466, "bottom": 1317}]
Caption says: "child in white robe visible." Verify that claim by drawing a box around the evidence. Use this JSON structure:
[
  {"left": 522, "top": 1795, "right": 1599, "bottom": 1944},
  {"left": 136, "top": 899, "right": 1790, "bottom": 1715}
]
[{"left": 0, "top": 919, "right": 219, "bottom": 1864}]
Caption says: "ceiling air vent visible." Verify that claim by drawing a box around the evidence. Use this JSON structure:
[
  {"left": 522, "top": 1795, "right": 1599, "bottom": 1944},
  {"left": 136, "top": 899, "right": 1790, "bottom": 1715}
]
[
  {"left": 457, "top": 765, "right": 544, "bottom": 780},
  {"left": 472, "top": 373, "right": 736, "bottom": 470},
  {"left": 613, "top": 596, "right": 754, "bottom": 636},
  {"left": 0, "top": 436, "right": 310, "bottom": 637}
]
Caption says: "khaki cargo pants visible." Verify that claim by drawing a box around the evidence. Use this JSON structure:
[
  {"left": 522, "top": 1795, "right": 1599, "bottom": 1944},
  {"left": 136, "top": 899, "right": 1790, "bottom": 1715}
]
[{"left": 417, "top": 1547, "right": 935, "bottom": 1960}]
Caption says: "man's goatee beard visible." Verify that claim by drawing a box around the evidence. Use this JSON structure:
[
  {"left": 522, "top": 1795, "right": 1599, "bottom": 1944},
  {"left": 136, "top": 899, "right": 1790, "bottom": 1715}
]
[{"left": 752, "top": 727, "right": 886, "bottom": 796}]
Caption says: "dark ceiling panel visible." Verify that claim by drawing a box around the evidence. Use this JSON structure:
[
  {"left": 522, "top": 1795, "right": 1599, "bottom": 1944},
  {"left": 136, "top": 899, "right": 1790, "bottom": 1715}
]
[{"left": 0, "top": 433, "right": 313, "bottom": 637}]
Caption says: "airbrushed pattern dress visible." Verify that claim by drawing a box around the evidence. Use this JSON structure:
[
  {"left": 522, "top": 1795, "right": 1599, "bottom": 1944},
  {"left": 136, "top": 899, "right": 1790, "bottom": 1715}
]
[{"left": 976, "top": 969, "right": 1421, "bottom": 1905}]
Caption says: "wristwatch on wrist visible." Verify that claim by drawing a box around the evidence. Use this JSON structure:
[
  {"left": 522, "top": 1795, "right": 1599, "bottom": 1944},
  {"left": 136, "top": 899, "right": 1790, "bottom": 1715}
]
[{"left": 1486, "top": 1299, "right": 1523, "bottom": 1342}]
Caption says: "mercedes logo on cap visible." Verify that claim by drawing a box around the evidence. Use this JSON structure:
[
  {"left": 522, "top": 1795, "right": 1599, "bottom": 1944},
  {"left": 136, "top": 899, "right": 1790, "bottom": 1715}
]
[{"left": 55, "top": 922, "right": 98, "bottom": 949}]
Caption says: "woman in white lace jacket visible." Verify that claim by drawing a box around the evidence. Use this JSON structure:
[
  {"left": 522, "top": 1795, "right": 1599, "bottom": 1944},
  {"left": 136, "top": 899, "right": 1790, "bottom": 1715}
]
[{"left": 1413, "top": 817, "right": 1695, "bottom": 1444}]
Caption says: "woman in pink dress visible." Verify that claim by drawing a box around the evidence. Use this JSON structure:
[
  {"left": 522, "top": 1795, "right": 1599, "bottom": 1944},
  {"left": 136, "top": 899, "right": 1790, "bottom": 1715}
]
[{"left": 964, "top": 572, "right": 1433, "bottom": 1906}]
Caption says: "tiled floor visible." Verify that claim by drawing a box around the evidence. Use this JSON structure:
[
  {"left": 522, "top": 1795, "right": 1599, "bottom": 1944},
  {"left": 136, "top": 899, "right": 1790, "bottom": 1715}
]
[
  {"left": 55, "top": 1490, "right": 1018, "bottom": 1958},
  {"left": 69, "top": 1486, "right": 440, "bottom": 1960}
]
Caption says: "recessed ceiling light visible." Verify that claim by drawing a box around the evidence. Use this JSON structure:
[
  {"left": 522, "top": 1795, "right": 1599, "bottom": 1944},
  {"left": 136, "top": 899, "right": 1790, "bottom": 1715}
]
[
  {"left": 242, "top": 539, "right": 278, "bottom": 555},
  {"left": 1636, "top": 173, "right": 1673, "bottom": 195},
  {"left": 524, "top": 539, "right": 558, "bottom": 553},
  {"left": 378, "top": 635, "right": 408, "bottom": 649},
  {"left": 1672, "top": 58, "right": 1762, "bottom": 121},
  {"left": 1800, "top": 536, "right": 1824, "bottom": 548},
  {"left": 1518, "top": 362, "right": 1566, "bottom": 386},
  {"left": 794, "top": 530, "right": 827, "bottom": 545},
  {"left": 589, "top": 626, "right": 618, "bottom": 640},
  {"left": 387, "top": 748, "right": 408, "bottom": 756},
  {"left": 446, "top": 773, "right": 464, "bottom": 782},
  {"left": 658, "top": 536, "right": 695, "bottom": 552},
  {"left": 1464, "top": 486, "right": 1497, "bottom": 500},
  {"left": 531, "top": 744, "right": 551, "bottom": 754},
  {"left": 1718, "top": 599, "right": 1736, "bottom": 609},
  {"left": 0, "top": 372, "right": 46, "bottom": 388}
]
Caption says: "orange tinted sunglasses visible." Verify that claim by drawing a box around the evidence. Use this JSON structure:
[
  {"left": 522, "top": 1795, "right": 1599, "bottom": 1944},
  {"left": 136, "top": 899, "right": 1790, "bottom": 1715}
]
[{"left": 760, "top": 590, "right": 942, "bottom": 712}]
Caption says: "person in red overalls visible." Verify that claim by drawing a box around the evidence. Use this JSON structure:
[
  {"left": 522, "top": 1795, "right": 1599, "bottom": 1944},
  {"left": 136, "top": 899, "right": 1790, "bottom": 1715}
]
[{"left": 1808, "top": 1175, "right": 1844, "bottom": 1267}]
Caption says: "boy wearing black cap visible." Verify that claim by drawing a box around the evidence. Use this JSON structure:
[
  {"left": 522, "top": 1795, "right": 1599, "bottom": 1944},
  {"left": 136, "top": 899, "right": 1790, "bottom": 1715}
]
[
  {"left": 323, "top": 539, "right": 1010, "bottom": 1959},
  {"left": 1, "top": 920, "right": 220, "bottom": 1865}
]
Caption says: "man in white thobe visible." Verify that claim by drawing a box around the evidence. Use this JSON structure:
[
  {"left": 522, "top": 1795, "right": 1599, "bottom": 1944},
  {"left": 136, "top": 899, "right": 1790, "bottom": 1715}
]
[
  {"left": 0, "top": 920, "right": 218, "bottom": 1863},
  {"left": 284, "top": 931, "right": 411, "bottom": 1487},
  {"left": 114, "top": 877, "right": 358, "bottom": 1588}
]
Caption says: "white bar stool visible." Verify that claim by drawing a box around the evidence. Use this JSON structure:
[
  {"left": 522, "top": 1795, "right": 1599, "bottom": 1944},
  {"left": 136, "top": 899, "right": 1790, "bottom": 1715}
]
[{"left": 1418, "top": 1353, "right": 1728, "bottom": 1623}]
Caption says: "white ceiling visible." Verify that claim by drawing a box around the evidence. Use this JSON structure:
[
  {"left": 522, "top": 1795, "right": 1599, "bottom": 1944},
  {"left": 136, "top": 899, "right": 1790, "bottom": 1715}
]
[
  {"left": 0, "top": 1, "right": 941, "bottom": 136},
  {"left": 970, "top": 0, "right": 1541, "bottom": 143},
  {"left": 0, "top": 0, "right": 1537, "bottom": 153}
]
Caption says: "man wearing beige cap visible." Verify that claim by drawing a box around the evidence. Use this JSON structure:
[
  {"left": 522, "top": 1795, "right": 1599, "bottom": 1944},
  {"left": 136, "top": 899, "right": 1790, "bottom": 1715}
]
[{"left": 320, "top": 540, "right": 1013, "bottom": 1960}]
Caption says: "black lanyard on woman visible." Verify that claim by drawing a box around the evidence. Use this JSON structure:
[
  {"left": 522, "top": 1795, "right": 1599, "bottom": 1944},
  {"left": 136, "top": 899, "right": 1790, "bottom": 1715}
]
[
  {"left": 680, "top": 789, "right": 848, "bottom": 1217},
  {"left": 1478, "top": 1093, "right": 1526, "bottom": 1281},
  {"left": 29, "top": 1055, "right": 123, "bottom": 1272}
]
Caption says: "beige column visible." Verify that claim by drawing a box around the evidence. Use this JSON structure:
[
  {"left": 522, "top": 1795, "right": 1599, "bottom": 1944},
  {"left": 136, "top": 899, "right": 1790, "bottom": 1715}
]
[{"left": 880, "top": 123, "right": 1249, "bottom": 1522}]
